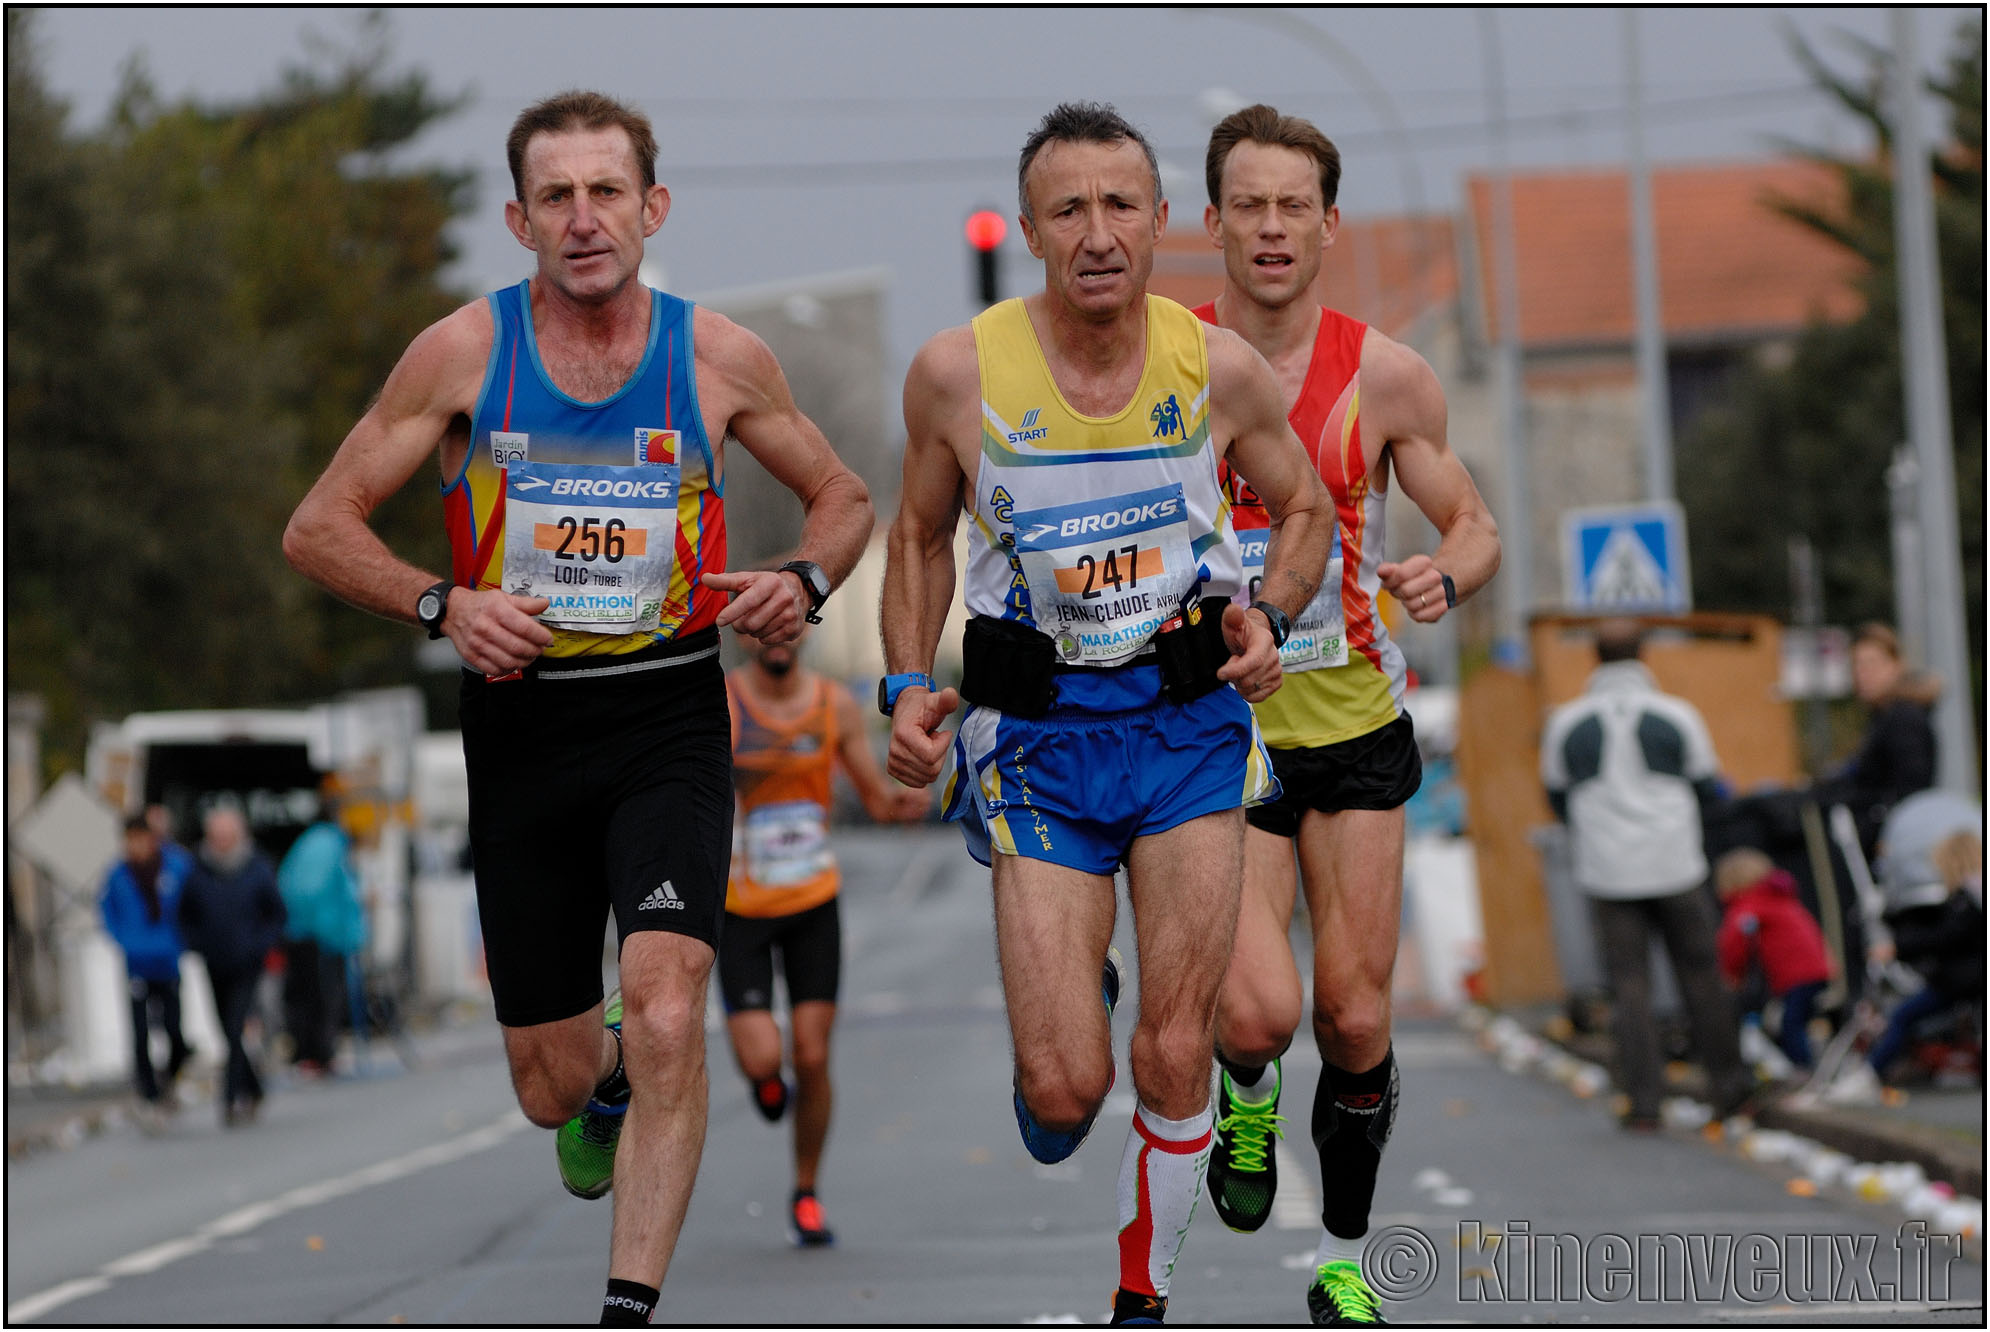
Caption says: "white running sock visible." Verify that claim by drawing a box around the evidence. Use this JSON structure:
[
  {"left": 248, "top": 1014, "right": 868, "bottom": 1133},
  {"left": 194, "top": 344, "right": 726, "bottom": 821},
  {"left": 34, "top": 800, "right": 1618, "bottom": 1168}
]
[
  {"left": 1116, "top": 1101, "right": 1215, "bottom": 1297},
  {"left": 1227, "top": 1059, "right": 1280, "bottom": 1107},
  {"left": 1314, "top": 1229, "right": 1366, "bottom": 1269}
]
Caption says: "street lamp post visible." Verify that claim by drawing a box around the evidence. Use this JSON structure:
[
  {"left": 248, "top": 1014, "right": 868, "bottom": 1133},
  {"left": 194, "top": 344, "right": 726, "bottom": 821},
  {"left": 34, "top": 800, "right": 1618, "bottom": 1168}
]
[{"left": 1888, "top": 10, "right": 1978, "bottom": 796}]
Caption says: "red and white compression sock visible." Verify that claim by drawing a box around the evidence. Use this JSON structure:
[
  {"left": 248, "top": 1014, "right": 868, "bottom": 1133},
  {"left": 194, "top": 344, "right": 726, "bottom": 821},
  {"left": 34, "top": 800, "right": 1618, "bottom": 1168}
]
[{"left": 1115, "top": 1101, "right": 1215, "bottom": 1298}]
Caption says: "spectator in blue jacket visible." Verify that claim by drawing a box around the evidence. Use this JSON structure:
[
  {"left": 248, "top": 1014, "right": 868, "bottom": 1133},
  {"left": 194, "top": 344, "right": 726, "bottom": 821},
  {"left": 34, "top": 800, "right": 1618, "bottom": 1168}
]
[
  {"left": 179, "top": 804, "right": 285, "bottom": 1126},
  {"left": 100, "top": 815, "right": 194, "bottom": 1107},
  {"left": 278, "top": 785, "right": 367, "bottom": 1073}
]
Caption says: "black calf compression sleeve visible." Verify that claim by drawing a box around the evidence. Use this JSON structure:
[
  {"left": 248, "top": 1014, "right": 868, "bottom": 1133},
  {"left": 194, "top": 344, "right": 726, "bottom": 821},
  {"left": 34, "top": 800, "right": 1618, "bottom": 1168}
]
[{"left": 1310, "top": 1047, "right": 1399, "bottom": 1240}]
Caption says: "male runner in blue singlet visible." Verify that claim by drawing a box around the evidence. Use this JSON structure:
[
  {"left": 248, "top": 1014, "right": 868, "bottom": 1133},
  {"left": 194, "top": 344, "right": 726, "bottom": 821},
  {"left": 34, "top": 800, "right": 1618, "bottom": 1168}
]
[{"left": 286, "top": 91, "right": 872, "bottom": 1324}]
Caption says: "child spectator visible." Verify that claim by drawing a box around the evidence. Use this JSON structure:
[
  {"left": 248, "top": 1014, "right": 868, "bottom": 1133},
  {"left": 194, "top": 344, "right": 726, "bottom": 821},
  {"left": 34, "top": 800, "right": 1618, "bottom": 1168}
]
[{"left": 1715, "top": 848, "right": 1833, "bottom": 1068}]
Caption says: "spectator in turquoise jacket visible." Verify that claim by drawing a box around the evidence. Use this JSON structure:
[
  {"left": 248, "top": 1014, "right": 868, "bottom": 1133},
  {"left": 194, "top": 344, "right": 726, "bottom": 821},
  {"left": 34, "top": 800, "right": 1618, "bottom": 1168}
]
[
  {"left": 100, "top": 815, "right": 194, "bottom": 1107},
  {"left": 278, "top": 787, "right": 366, "bottom": 1072}
]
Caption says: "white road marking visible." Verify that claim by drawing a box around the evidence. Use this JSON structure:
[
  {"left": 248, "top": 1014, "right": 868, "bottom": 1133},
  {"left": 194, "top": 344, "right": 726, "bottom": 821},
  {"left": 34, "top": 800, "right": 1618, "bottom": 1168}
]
[
  {"left": 99, "top": 1237, "right": 209, "bottom": 1277},
  {"left": 5, "top": 1112, "right": 530, "bottom": 1323},
  {"left": 6, "top": 1279, "right": 112, "bottom": 1322}
]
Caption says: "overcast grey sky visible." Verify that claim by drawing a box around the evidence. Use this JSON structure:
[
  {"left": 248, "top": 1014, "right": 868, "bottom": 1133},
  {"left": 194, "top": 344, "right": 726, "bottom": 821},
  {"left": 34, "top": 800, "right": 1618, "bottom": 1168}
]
[{"left": 29, "top": 6, "right": 1977, "bottom": 377}]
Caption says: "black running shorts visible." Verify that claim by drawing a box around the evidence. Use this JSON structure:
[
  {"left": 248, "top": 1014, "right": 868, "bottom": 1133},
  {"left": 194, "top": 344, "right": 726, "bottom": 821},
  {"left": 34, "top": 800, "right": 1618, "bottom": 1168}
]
[
  {"left": 460, "top": 630, "right": 733, "bottom": 1028},
  {"left": 1245, "top": 713, "right": 1423, "bottom": 837},
  {"left": 717, "top": 897, "right": 842, "bottom": 1014}
]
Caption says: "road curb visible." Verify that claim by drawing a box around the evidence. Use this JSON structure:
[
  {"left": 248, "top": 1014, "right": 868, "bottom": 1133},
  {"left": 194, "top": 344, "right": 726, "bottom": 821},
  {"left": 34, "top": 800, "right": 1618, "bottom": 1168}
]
[
  {"left": 1514, "top": 1010, "right": 1983, "bottom": 1194},
  {"left": 1754, "top": 1097, "right": 1985, "bottom": 1198}
]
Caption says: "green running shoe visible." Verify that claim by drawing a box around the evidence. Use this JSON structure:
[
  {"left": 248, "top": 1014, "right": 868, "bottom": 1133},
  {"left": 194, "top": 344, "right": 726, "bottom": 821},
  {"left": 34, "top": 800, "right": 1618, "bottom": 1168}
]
[
  {"left": 1206, "top": 1059, "right": 1283, "bottom": 1232},
  {"left": 1307, "top": 1259, "right": 1385, "bottom": 1326},
  {"left": 555, "top": 988, "right": 627, "bottom": 1201}
]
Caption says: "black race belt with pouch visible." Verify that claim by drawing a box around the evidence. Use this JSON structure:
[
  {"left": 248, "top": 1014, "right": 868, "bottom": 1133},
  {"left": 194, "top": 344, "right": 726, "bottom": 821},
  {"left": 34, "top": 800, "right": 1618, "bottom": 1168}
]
[{"left": 959, "top": 604, "right": 1230, "bottom": 717}]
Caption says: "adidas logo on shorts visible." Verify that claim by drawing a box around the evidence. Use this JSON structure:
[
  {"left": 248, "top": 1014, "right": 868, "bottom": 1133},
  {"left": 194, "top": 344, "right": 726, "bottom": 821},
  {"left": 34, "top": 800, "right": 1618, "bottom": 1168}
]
[{"left": 639, "top": 880, "right": 685, "bottom": 911}]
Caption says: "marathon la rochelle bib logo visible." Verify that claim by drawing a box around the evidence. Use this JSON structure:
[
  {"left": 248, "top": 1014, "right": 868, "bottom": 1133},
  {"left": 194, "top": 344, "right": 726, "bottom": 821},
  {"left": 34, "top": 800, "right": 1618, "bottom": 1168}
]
[
  {"left": 635, "top": 427, "right": 680, "bottom": 465},
  {"left": 1150, "top": 394, "right": 1185, "bottom": 439}
]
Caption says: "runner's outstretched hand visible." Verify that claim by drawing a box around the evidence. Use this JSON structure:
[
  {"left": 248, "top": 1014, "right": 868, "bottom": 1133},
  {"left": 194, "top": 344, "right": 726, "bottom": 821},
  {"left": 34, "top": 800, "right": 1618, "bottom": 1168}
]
[{"left": 705, "top": 569, "right": 807, "bottom": 645}]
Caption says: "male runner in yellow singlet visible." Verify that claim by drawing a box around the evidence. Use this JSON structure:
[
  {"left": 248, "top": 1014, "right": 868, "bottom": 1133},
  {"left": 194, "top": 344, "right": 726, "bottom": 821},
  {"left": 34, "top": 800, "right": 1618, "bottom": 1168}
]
[
  {"left": 883, "top": 101, "right": 1331, "bottom": 1325},
  {"left": 1191, "top": 104, "right": 1500, "bottom": 1326},
  {"left": 720, "top": 626, "right": 926, "bottom": 1248}
]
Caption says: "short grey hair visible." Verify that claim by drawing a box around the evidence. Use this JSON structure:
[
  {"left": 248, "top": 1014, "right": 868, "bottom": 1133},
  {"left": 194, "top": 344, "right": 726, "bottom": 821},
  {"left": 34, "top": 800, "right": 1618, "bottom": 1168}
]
[{"left": 1016, "top": 101, "right": 1163, "bottom": 222}]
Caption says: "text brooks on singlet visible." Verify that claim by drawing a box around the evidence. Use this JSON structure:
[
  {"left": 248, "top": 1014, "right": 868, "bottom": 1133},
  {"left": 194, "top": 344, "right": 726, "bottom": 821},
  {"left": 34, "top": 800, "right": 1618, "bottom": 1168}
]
[
  {"left": 965, "top": 294, "right": 1241, "bottom": 666},
  {"left": 1195, "top": 302, "right": 1409, "bottom": 748},
  {"left": 443, "top": 280, "right": 727, "bottom": 657}
]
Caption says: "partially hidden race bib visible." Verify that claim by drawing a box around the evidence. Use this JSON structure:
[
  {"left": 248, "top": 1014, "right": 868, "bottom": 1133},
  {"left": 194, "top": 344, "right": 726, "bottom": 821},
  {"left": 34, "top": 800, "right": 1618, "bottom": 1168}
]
[
  {"left": 742, "top": 800, "right": 832, "bottom": 887},
  {"left": 1235, "top": 522, "right": 1347, "bottom": 671},
  {"left": 1011, "top": 483, "right": 1198, "bottom": 665},
  {"left": 502, "top": 460, "right": 678, "bottom": 634}
]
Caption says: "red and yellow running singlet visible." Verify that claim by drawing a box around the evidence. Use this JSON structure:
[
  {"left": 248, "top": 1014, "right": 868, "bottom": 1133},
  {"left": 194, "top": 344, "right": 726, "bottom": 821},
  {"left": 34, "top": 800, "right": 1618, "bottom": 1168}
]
[
  {"left": 1197, "top": 303, "right": 1410, "bottom": 748},
  {"left": 442, "top": 281, "right": 726, "bottom": 658}
]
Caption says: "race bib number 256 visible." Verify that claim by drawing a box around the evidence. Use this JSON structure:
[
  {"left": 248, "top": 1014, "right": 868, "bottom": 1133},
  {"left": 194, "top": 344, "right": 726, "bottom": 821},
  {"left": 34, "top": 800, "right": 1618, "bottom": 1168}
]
[{"left": 502, "top": 460, "right": 679, "bottom": 634}]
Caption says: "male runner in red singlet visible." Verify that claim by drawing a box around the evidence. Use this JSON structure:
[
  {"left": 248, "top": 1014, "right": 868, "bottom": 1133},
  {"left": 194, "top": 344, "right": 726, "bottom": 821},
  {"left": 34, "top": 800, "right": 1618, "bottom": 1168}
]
[
  {"left": 1191, "top": 104, "right": 1501, "bottom": 1326},
  {"left": 720, "top": 627, "right": 926, "bottom": 1248}
]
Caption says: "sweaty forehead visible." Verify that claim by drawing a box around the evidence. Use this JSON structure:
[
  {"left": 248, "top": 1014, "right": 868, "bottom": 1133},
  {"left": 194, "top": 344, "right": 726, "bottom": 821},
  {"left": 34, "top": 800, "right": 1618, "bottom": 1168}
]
[
  {"left": 1027, "top": 138, "right": 1155, "bottom": 206},
  {"left": 522, "top": 126, "right": 640, "bottom": 194}
]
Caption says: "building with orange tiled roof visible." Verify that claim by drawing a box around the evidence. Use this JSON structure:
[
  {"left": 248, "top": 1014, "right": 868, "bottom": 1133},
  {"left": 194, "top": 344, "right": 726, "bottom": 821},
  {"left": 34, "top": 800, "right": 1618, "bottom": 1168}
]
[{"left": 1155, "top": 156, "right": 1863, "bottom": 625}]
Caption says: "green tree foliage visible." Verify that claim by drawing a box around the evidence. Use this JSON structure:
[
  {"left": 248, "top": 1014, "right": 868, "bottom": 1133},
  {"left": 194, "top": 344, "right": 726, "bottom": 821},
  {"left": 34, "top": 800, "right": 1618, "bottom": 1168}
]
[
  {"left": 1678, "top": 17, "right": 1983, "bottom": 717},
  {"left": 5, "top": 12, "right": 473, "bottom": 771}
]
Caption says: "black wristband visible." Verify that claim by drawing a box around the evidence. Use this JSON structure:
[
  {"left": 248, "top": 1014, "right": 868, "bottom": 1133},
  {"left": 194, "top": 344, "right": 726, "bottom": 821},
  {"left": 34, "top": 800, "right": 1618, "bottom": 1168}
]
[
  {"left": 1440, "top": 572, "right": 1457, "bottom": 609},
  {"left": 1248, "top": 600, "right": 1291, "bottom": 649}
]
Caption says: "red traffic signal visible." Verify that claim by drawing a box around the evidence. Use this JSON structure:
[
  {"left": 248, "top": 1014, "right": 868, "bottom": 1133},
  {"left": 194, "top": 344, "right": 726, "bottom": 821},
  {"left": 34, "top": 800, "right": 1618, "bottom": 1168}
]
[{"left": 964, "top": 210, "right": 1007, "bottom": 253}]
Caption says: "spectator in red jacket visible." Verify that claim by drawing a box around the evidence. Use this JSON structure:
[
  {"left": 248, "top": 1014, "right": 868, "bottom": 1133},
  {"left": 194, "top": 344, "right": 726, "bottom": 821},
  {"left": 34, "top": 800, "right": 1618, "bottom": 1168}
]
[{"left": 1715, "top": 848, "right": 1833, "bottom": 1067}]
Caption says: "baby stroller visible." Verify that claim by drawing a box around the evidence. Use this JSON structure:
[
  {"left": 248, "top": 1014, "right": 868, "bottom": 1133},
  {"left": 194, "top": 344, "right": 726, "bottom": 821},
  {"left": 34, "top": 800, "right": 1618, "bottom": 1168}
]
[{"left": 1795, "top": 802, "right": 1982, "bottom": 1104}]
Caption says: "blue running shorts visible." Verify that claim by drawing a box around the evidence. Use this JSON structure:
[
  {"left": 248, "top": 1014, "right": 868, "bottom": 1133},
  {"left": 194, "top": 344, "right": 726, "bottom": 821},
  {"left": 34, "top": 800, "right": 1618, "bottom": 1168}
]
[{"left": 940, "top": 663, "right": 1278, "bottom": 874}]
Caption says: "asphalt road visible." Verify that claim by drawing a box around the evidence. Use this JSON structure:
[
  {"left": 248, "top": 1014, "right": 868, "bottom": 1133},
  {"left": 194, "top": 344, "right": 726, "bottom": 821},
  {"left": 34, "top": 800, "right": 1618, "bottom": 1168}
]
[{"left": 8, "top": 827, "right": 1982, "bottom": 1324}]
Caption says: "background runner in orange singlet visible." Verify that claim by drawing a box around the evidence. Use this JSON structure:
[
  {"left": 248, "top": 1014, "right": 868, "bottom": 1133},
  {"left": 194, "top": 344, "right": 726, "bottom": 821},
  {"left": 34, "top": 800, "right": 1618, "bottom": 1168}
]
[{"left": 720, "top": 626, "right": 926, "bottom": 1248}]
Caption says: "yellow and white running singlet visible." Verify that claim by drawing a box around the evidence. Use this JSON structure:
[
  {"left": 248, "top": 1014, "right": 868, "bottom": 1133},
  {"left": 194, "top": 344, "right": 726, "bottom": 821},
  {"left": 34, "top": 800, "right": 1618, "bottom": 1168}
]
[
  {"left": 962, "top": 295, "right": 1244, "bottom": 649},
  {"left": 939, "top": 296, "right": 1275, "bottom": 872}
]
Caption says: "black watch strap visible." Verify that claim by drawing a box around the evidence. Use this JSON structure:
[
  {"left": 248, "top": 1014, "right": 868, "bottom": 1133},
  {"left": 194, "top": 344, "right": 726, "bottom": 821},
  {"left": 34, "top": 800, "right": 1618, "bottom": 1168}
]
[
  {"left": 1248, "top": 600, "right": 1291, "bottom": 649},
  {"left": 417, "top": 580, "right": 455, "bottom": 639},
  {"left": 778, "top": 560, "right": 829, "bottom": 625},
  {"left": 1440, "top": 572, "right": 1457, "bottom": 609}
]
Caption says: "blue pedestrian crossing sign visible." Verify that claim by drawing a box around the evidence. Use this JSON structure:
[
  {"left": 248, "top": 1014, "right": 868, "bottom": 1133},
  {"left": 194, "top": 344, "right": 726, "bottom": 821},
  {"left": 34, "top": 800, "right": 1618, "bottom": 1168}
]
[{"left": 1562, "top": 501, "right": 1691, "bottom": 612}]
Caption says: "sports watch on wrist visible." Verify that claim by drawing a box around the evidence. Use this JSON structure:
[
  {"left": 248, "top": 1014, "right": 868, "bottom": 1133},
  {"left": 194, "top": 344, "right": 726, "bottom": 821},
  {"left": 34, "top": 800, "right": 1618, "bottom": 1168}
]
[
  {"left": 878, "top": 672, "right": 936, "bottom": 716},
  {"left": 1440, "top": 572, "right": 1458, "bottom": 609},
  {"left": 778, "top": 560, "right": 831, "bottom": 625},
  {"left": 1248, "top": 600, "right": 1291, "bottom": 649},
  {"left": 416, "top": 580, "right": 455, "bottom": 639}
]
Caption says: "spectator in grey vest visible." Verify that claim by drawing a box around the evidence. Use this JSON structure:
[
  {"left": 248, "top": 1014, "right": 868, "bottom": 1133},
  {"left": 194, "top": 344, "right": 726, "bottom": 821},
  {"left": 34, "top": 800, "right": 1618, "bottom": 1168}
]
[{"left": 1540, "top": 619, "right": 1755, "bottom": 1130}]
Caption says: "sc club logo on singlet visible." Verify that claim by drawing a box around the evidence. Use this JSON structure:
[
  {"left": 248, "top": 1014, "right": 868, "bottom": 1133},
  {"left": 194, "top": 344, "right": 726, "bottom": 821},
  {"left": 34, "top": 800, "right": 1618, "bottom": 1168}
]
[{"left": 1149, "top": 393, "right": 1185, "bottom": 439}]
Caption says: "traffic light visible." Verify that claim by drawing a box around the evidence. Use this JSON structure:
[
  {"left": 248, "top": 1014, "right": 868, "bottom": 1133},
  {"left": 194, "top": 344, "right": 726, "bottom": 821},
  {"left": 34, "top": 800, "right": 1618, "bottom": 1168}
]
[{"left": 965, "top": 208, "right": 1006, "bottom": 308}]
